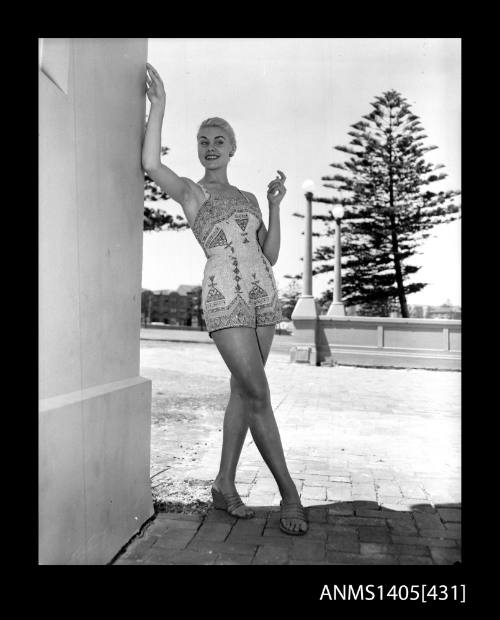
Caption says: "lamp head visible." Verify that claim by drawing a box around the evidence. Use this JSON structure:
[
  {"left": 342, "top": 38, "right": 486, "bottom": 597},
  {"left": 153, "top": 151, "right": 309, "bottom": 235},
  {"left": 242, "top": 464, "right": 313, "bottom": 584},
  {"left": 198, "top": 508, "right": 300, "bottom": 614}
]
[{"left": 332, "top": 205, "right": 345, "bottom": 220}]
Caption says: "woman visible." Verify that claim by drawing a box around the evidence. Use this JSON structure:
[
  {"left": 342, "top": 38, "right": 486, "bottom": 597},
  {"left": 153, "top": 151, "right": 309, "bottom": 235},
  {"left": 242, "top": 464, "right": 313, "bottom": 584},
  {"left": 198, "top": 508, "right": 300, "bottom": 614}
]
[{"left": 142, "top": 63, "right": 308, "bottom": 536}]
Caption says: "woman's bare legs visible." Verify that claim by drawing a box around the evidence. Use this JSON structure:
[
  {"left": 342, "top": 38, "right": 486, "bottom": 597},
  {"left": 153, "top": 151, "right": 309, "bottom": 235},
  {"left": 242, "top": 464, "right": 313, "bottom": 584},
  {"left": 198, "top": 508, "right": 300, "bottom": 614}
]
[
  {"left": 211, "top": 326, "right": 306, "bottom": 533},
  {"left": 214, "top": 384, "right": 249, "bottom": 491},
  {"left": 213, "top": 326, "right": 275, "bottom": 517}
]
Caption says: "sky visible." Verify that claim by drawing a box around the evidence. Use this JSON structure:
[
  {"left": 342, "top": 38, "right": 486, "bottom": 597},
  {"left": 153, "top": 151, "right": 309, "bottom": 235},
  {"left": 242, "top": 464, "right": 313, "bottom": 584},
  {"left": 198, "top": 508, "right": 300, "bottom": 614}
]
[{"left": 142, "top": 38, "right": 461, "bottom": 306}]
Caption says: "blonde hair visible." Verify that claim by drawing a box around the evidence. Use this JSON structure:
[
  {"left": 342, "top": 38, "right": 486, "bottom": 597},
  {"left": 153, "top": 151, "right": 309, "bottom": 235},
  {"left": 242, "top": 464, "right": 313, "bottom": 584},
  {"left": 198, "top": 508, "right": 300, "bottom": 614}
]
[{"left": 197, "top": 117, "right": 237, "bottom": 157}]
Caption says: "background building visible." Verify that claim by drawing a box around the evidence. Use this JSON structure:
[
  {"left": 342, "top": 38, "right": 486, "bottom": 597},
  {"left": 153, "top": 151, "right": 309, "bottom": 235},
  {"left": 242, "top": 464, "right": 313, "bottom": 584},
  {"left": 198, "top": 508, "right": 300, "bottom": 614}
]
[
  {"left": 421, "top": 301, "right": 461, "bottom": 320},
  {"left": 142, "top": 285, "right": 205, "bottom": 329}
]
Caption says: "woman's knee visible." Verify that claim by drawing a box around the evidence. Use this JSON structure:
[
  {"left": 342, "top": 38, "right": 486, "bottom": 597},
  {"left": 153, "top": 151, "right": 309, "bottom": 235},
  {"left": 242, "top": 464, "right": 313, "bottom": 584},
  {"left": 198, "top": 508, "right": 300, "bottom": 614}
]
[
  {"left": 230, "top": 374, "right": 244, "bottom": 397},
  {"left": 243, "top": 383, "right": 270, "bottom": 411},
  {"left": 230, "top": 373, "right": 269, "bottom": 407}
]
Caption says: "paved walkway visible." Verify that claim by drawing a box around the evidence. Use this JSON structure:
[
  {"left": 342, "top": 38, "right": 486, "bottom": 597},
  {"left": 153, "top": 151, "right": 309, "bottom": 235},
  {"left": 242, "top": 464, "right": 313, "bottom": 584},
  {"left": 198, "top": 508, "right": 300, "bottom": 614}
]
[{"left": 112, "top": 334, "right": 461, "bottom": 565}]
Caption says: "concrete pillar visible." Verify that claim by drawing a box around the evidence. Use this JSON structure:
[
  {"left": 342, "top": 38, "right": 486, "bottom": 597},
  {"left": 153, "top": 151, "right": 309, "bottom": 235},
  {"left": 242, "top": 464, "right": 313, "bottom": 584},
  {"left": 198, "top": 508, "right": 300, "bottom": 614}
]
[
  {"left": 326, "top": 218, "right": 346, "bottom": 316},
  {"left": 39, "top": 38, "right": 153, "bottom": 564},
  {"left": 290, "top": 192, "right": 319, "bottom": 365},
  {"left": 303, "top": 192, "right": 313, "bottom": 296}
]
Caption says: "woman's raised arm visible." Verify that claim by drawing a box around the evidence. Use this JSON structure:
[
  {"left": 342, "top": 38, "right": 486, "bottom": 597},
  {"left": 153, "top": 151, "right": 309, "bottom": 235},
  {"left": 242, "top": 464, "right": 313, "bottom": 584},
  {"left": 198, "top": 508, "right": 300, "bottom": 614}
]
[{"left": 142, "top": 63, "right": 193, "bottom": 206}]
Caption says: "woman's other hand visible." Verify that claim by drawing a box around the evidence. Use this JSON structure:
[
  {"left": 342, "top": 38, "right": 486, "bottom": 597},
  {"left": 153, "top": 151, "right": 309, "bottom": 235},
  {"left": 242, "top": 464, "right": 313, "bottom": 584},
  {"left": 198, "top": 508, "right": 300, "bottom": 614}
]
[
  {"left": 146, "top": 63, "right": 166, "bottom": 108},
  {"left": 267, "top": 170, "right": 287, "bottom": 208}
]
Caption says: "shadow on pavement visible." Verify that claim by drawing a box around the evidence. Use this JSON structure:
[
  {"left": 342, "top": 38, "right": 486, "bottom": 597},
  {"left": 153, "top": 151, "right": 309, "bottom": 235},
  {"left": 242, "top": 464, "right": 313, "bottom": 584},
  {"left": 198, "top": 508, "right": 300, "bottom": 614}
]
[{"left": 112, "top": 499, "right": 461, "bottom": 565}]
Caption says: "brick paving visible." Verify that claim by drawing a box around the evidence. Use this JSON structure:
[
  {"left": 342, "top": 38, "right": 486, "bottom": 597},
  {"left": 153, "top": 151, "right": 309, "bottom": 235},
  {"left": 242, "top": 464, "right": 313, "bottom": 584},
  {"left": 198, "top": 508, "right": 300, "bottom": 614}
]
[{"left": 112, "top": 334, "right": 460, "bottom": 565}]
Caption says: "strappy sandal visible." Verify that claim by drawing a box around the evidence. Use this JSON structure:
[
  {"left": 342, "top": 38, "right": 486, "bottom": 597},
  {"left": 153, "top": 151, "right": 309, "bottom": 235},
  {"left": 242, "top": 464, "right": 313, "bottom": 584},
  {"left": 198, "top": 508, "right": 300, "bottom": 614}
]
[
  {"left": 211, "top": 486, "right": 255, "bottom": 519},
  {"left": 279, "top": 500, "right": 308, "bottom": 536}
]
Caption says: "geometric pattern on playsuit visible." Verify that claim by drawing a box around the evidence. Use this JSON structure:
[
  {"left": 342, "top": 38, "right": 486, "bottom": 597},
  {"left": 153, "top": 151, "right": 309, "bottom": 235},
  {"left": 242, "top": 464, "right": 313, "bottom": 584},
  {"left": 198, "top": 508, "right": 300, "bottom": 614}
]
[
  {"left": 231, "top": 255, "right": 242, "bottom": 294},
  {"left": 248, "top": 273, "right": 269, "bottom": 301},
  {"left": 208, "top": 227, "right": 228, "bottom": 248},
  {"left": 234, "top": 215, "right": 248, "bottom": 231},
  {"left": 206, "top": 275, "right": 225, "bottom": 304},
  {"left": 235, "top": 215, "right": 250, "bottom": 244}
]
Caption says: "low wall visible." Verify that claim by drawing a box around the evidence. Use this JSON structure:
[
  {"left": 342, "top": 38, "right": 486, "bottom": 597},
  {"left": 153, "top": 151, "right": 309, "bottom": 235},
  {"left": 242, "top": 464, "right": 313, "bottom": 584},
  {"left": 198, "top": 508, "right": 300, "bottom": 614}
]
[
  {"left": 143, "top": 324, "right": 204, "bottom": 331},
  {"left": 291, "top": 316, "right": 461, "bottom": 370}
]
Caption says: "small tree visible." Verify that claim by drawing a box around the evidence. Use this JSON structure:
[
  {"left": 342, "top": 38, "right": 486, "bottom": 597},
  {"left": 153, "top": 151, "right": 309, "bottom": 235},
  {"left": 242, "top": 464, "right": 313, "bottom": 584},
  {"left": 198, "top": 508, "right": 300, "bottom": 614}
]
[
  {"left": 141, "top": 289, "right": 153, "bottom": 325},
  {"left": 280, "top": 276, "right": 325, "bottom": 318},
  {"left": 143, "top": 146, "right": 190, "bottom": 232},
  {"left": 280, "top": 277, "right": 302, "bottom": 320}
]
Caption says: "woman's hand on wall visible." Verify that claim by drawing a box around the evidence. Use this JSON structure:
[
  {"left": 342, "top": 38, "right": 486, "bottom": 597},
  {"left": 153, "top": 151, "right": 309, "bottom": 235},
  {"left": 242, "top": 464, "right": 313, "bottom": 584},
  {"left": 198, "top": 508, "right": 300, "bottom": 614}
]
[{"left": 145, "top": 63, "right": 166, "bottom": 109}]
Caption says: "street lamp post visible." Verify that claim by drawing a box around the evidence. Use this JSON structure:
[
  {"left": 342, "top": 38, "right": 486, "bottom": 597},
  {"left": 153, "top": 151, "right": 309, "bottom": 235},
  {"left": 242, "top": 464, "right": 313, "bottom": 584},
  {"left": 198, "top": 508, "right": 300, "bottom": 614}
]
[
  {"left": 326, "top": 204, "right": 346, "bottom": 316},
  {"left": 303, "top": 190, "right": 313, "bottom": 297},
  {"left": 292, "top": 179, "right": 318, "bottom": 311},
  {"left": 290, "top": 180, "right": 319, "bottom": 365}
]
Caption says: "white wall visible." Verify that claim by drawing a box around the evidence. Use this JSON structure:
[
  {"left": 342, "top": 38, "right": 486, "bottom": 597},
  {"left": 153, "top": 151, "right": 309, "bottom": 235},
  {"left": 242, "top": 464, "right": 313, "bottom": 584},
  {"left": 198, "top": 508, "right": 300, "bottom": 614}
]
[{"left": 39, "top": 38, "right": 153, "bottom": 564}]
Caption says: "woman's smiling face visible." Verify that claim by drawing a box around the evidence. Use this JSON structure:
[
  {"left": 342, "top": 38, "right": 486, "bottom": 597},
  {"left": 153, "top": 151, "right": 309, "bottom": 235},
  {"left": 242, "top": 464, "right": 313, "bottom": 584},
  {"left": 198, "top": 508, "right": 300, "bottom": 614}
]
[{"left": 197, "top": 126, "right": 233, "bottom": 169}]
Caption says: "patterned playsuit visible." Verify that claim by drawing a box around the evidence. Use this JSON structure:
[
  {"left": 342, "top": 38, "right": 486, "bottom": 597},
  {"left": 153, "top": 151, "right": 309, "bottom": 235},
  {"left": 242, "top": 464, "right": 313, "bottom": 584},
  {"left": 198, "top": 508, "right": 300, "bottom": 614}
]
[{"left": 191, "top": 183, "right": 283, "bottom": 339}]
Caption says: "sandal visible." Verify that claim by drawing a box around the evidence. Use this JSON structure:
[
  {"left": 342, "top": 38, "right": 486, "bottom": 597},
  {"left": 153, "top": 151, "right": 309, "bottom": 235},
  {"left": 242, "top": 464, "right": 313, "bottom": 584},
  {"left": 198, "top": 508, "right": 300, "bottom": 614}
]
[
  {"left": 211, "top": 486, "right": 255, "bottom": 519},
  {"left": 279, "top": 500, "right": 308, "bottom": 536}
]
